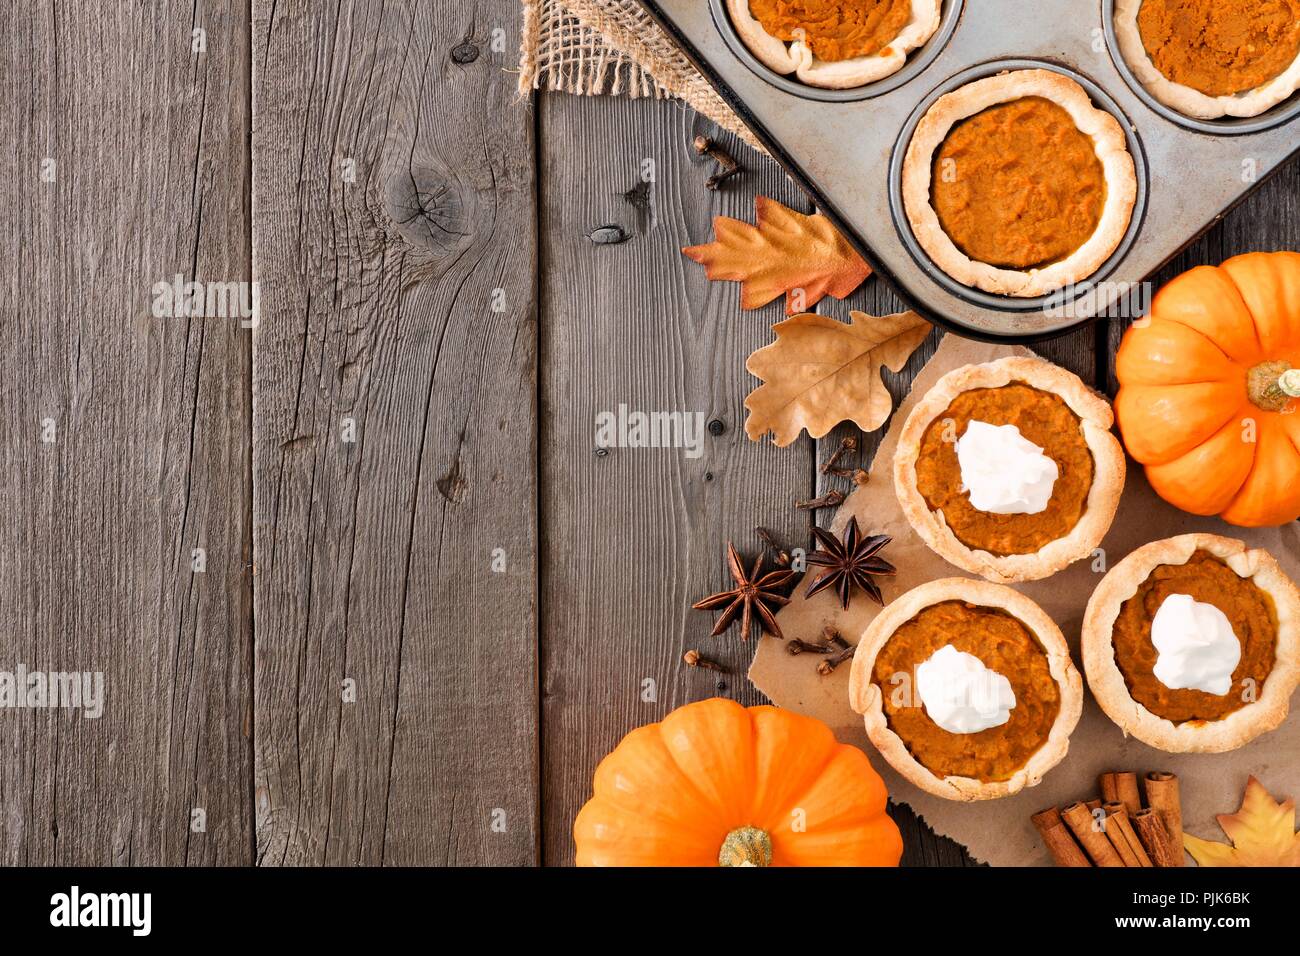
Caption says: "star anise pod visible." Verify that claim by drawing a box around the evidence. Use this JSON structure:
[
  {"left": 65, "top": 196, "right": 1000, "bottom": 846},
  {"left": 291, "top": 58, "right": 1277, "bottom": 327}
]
[
  {"left": 692, "top": 543, "right": 795, "bottom": 641},
  {"left": 805, "top": 517, "right": 894, "bottom": 609}
]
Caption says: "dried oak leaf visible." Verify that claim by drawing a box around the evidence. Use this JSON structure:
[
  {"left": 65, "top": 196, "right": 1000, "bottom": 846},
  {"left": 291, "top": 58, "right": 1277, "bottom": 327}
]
[
  {"left": 1184, "top": 776, "right": 1300, "bottom": 867},
  {"left": 682, "top": 196, "right": 871, "bottom": 314},
  {"left": 744, "top": 310, "right": 932, "bottom": 447}
]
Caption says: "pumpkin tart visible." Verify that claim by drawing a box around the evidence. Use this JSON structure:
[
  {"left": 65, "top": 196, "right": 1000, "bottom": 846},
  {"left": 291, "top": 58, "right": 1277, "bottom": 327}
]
[
  {"left": 849, "top": 579, "right": 1083, "bottom": 801},
  {"left": 902, "top": 69, "right": 1137, "bottom": 297},
  {"left": 1115, "top": 0, "right": 1300, "bottom": 119},
  {"left": 1083, "top": 533, "right": 1300, "bottom": 753},
  {"left": 728, "top": 0, "right": 941, "bottom": 89},
  {"left": 893, "top": 356, "right": 1126, "bottom": 583}
]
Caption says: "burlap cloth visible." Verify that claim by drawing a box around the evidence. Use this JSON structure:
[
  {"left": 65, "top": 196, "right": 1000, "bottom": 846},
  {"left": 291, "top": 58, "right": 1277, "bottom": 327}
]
[{"left": 518, "top": 0, "right": 762, "bottom": 149}]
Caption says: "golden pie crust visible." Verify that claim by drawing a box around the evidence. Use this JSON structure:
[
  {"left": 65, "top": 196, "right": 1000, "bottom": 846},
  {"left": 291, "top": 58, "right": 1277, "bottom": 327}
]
[
  {"left": 902, "top": 69, "right": 1137, "bottom": 297},
  {"left": 849, "top": 578, "right": 1084, "bottom": 801},
  {"left": 728, "top": 0, "right": 941, "bottom": 90},
  {"left": 1082, "top": 533, "right": 1300, "bottom": 753},
  {"left": 893, "top": 356, "right": 1126, "bottom": 583},
  {"left": 1115, "top": 0, "right": 1300, "bottom": 119}
]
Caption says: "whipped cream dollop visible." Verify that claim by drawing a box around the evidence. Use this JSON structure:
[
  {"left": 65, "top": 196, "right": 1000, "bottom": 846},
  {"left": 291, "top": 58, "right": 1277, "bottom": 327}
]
[
  {"left": 955, "top": 420, "right": 1059, "bottom": 515},
  {"left": 915, "top": 644, "right": 1017, "bottom": 734},
  {"left": 1151, "top": 593, "right": 1241, "bottom": 696}
]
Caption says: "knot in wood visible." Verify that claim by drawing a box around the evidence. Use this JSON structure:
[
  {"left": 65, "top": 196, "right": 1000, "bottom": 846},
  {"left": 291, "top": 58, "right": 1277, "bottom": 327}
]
[
  {"left": 585, "top": 225, "right": 629, "bottom": 245},
  {"left": 385, "top": 165, "right": 473, "bottom": 263},
  {"left": 450, "top": 42, "right": 479, "bottom": 64}
]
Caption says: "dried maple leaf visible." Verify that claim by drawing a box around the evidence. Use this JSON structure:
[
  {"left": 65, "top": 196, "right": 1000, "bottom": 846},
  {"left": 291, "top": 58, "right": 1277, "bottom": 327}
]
[
  {"left": 1184, "top": 776, "right": 1300, "bottom": 867},
  {"left": 682, "top": 196, "right": 871, "bottom": 314},
  {"left": 744, "top": 310, "right": 932, "bottom": 447}
]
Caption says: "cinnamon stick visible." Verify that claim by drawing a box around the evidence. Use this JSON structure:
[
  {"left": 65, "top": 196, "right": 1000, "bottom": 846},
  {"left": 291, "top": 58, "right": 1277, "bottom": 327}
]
[
  {"left": 1062, "top": 801, "right": 1124, "bottom": 867},
  {"left": 1116, "top": 772, "right": 1143, "bottom": 816},
  {"left": 1143, "top": 771, "right": 1184, "bottom": 866},
  {"left": 1085, "top": 798, "right": 1103, "bottom": 812},
  {"left": 1099, "top": 772, "right": 1119, "bottom": 805},
  {"left": 1099, "top": 804, "right": 1140, "bottom": 866},
  {"left": 1031, "top": 807, "right": 1092, "bottom": 868},
  {"left": 1134, "top": 809, "right": 1179, "bottom": 868},
  {"left": 1103, "top": 803, "right": 1152, "bottom": 867}
]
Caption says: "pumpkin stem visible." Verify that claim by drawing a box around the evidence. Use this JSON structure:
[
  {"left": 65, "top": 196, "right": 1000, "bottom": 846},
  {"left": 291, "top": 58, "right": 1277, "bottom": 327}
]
[
  {"left": 1247, "top": 360, "right": 1300, "bottom": 413},
  {"left": 718, "top": 826, "right": 773, "bottom": 867}
]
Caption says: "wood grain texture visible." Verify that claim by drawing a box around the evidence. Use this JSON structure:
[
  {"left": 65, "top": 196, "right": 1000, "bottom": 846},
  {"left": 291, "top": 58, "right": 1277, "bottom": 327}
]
[
  {"left": 250, "top": 0, "right": 538, "bottom": 865},
  {"left": 0, "top": 1, "right": 253, "bottom": 864},
  {"left": 7, "top": 0, "right": 1296, "bottom": 870},
  {"left": 538, "top": 97, "right": 818, "bottom": 865}
]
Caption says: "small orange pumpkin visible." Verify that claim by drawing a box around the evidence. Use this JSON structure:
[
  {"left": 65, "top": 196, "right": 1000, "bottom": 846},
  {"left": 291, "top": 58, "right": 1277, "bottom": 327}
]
[
  {"left": 1115, "top": 251, "right": 1300, "bottom": 526},
  {"left": 573, "top": 698, "right": 902, "bottom": 866}
]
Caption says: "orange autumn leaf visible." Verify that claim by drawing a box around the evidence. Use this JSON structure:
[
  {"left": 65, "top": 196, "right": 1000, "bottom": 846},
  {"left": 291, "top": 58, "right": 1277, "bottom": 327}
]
[
  {"left": 744, "top": 310, "right": 932, "bottom": 447},
  {"left": 682, "top": 196, "right": 872, "bottom": 314},
  {"left": 1185, "top": 776, "right": 1300, "bottom": 867}
]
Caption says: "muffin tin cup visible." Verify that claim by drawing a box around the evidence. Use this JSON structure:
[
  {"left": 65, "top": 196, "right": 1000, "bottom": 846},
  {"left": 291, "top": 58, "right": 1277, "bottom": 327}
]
[
  {"left": 707, "top": 0, "right": 965, "bottom": 102},
  {"left": 887, "top": 58, "right": 1150, "bottom": 314},
  {"left": 1102, "top": 0, "right": 1300, "bottom": 136},
  {"left": 640, "top": 0, "right": 1300, "bottom": 341}
]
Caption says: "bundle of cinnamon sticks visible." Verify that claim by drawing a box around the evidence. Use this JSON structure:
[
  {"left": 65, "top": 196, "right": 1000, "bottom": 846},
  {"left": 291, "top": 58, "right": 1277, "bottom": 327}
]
[{"left": 1032, "top": 770, "right": 1184, "bottom": 867}]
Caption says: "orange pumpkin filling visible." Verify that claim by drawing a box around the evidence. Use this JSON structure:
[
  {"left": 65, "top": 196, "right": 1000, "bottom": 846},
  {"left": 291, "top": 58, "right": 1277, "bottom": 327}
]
[
  {"left": 747, "top": 0, "right": 912, "bottom": 62},
  {"left": 1137, "top": 0, "right": 1300, "bottom": 97},
  {"left": 872, "top": 601, "right": 1060, "bottom": 782},
  {"left": 930, "top": 96, "right": 1106, "bottom": 270},
  {"left": 915, "top": 383, "right": 1093, "bottom": 556},
  {"left": 1113, "top": 550, "right": 1278, "bottom": 723}
]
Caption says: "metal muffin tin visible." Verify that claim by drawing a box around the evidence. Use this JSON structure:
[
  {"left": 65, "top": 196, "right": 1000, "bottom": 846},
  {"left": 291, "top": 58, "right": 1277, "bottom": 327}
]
[
  {"left": 1101, "top": 0, "right": 1300, "bottom": 136},
  {"left": 643, "top": 0, "right": 1300, "bottom": 340},
  {"left": 887, "top": 57, "right": 1149, "bottom": 314},
  {"left": 709, "top": 0, "right": 965, "bottom": 102}
]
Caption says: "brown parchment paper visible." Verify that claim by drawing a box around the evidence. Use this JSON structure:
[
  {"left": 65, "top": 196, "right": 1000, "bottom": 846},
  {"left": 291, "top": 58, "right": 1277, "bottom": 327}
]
[{"left": 750, "top": 334, "right": 1300, "bottom": 866}]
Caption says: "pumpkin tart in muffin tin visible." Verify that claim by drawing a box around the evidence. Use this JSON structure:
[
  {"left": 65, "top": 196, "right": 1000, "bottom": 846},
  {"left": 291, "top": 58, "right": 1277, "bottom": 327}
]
[
  {"left": 849, "top": 579, "right": 1084, "bottom": 801},
  {"left": 1115, "top": 0, "right": 1300, "bottom": 119},
  {"left": 727, "top": 0, "right": 941, "bottom": 89},
  {"left": 893, "top": 356, "right": 1126, "bottom": 584},
  {"left": 1083, "top": 533, "right": 1300, "bottom": 753},
  {"left": 901, "top": 68, "right": 1137, "bottom": 297}
]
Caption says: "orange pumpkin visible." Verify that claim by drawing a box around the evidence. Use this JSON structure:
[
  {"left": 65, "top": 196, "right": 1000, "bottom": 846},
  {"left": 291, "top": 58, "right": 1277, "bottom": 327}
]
[
  {"left": 1115, "top": 251, "right": 1300, "bottom": 527},
  {"left": 573, "top": 698, "right": 902, "bottom": 866}
]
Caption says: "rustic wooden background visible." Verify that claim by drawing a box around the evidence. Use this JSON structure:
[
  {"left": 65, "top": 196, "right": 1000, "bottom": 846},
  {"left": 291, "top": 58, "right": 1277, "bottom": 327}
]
[{"left": 1, "top": 0, "right": 1296, "bottom": 866}]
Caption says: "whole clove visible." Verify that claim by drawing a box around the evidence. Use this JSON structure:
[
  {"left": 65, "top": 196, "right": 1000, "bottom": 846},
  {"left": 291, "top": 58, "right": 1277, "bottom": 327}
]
[
  {"left": 786, "top": 638, "right": 832, "bottom": 656},
  {"left": 820, "top": 435, "right": 857, "bottom": 475},
  {"left": 828, "top": 467, "right": 870, "bottom": 485},
  {"left": 683, "top": 649, "right": 725, "bottom": 672},
  {"left": 817, "top": 644, "right": 855, "bottom": 675},
  {"left": 823, "top": 625, "right": 849, "bottom": 650},
  {"left": 693, "top": 135, "right": 742, "bottom": 190},
  {"left": 794, "top": 489, "right": 845, "bottom": 511},
  {"left": 754, "top": 526, "right": 791, "bottom": 567}
]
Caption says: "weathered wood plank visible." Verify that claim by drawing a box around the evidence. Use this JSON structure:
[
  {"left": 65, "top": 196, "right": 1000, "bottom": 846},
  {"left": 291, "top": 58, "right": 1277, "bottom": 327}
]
[
  {"left": 538, "top": 96, "right": 819, "bottom": 865},
  {"left": 251, "top": 0, "right": 538, "bottom": 865},
  {"left": 0, "top": 1, "right": 253, "bottom": 864}
]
